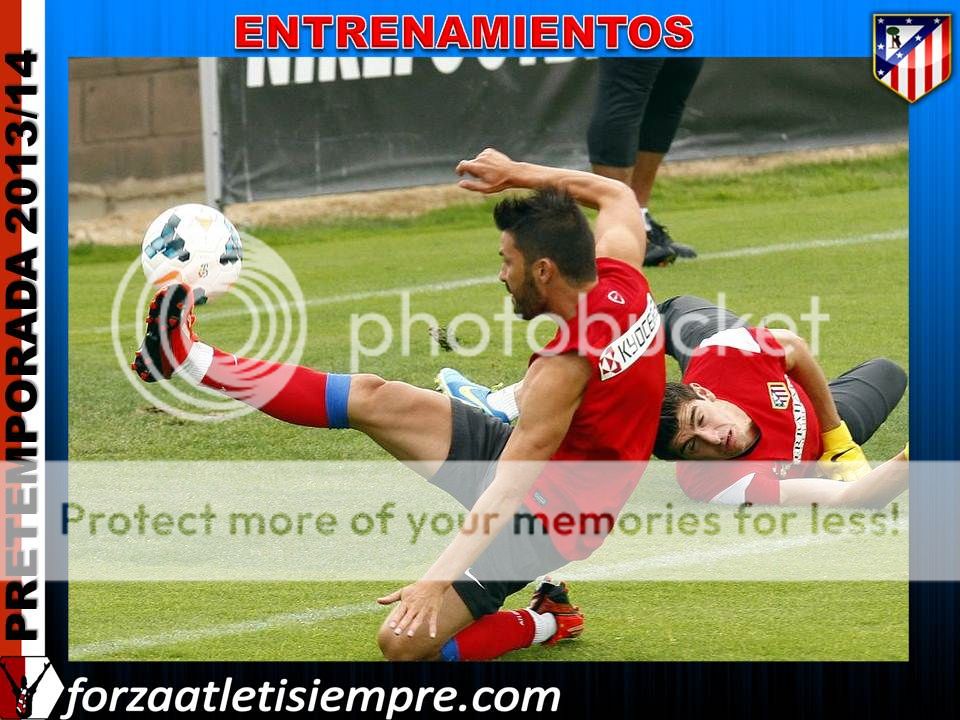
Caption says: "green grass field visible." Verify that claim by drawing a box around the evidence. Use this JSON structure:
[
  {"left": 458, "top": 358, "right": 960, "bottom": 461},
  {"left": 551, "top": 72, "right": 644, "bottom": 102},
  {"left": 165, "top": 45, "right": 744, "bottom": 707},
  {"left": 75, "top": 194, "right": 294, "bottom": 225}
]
[{"left": 68, "top": 150, "right": 908, "bottom": 661}]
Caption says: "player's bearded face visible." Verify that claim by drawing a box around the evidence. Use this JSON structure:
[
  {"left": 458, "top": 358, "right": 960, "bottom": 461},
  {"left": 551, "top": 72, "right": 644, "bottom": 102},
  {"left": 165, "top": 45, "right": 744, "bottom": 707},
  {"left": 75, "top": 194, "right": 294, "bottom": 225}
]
[
  {"left": 499, "top": 234, "right": 546, "bottom": 320},
  {"left": 510, "top": 266, "right": 547, "bottom": 320}
]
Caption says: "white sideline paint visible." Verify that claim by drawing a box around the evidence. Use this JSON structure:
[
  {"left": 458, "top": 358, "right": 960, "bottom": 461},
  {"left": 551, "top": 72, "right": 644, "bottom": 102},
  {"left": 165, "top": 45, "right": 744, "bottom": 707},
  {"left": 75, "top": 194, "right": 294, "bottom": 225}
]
[
  {"left": 74, "top": 228, "right": 907, "bottom": 655},
  {"left": 562, "top": 534, "right": 848, "bottom": 581},
  {"left": 70, "top": 532, "right": 869, "bottom": 658},
  {"left": 70, "top": 601, "right": 381, "bottom": 659},
  {"left": 92, "top": 228, "right": 906, "bottom": 335},
  {"left": 692, "top": 229, "right": 905, "bottom": 260}
]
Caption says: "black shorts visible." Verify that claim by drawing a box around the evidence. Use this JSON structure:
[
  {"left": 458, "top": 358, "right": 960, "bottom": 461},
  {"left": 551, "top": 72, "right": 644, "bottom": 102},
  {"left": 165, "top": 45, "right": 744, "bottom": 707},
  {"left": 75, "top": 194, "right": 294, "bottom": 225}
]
[
  {"left": 429, "top": 399, "right": 567, "bottom": 619},
  {"left": 658, "top": 294, "right": 748, "bottom": 373},
  {"left": 587, "top": 58, "right": 705, "bottom": 165}
]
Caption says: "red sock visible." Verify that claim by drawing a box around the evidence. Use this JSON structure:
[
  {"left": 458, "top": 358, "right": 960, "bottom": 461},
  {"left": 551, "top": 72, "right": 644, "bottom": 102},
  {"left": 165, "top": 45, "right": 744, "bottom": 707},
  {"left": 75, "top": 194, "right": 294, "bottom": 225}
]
[
  {"left": 441, "top": 610, "right": 536, "bottom": 661},
  {"left": 198, "top": 347, "right": 351, "bottom": 428}
]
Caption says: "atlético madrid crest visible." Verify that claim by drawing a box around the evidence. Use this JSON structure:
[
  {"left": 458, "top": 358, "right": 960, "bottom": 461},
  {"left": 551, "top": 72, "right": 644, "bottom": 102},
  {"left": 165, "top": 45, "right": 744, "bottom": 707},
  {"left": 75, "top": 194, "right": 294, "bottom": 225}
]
[{"left": 874, "top": 14, "right": 952, "bottom": 102}]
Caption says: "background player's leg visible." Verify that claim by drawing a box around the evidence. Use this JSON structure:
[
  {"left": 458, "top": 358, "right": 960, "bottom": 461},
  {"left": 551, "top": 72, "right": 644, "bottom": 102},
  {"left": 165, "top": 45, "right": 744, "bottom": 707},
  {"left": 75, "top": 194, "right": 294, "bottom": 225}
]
[
  {"left": 658, "top": 295, "right": 746, "bottom": 372},
  {"left": 628, "top": 151, "right": 665, "bottom": 208},
  {"left": 828, "top": 358, "right": 907, "bottom": 445},
  {"left": 631, "top": 57, "right": 705, "bottom": 204},
  {"left": 587, "top": 58, "right": 664, "bottom": 181},
  {"left": 377, "top": 586, "right": 476, "bottom": 661},
  {"left": 630, "top": 58, "right": 704, "bottom": 260}
]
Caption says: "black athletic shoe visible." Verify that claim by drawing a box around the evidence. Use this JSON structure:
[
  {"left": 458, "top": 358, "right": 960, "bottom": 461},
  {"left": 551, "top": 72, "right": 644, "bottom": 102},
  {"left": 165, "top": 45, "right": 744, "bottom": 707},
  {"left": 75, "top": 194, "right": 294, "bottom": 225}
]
[
  {"left": 528, "top": 578, "right": 584, "bottom": 645},
  {"left": 647, "top": 214, "right": 697, "bottom": 261},
  {"left": 131, "top": 283, "right": 196, "bottom": 382},
  {"left": 643, "top": 236, "right": 677, "bottom": 267}
]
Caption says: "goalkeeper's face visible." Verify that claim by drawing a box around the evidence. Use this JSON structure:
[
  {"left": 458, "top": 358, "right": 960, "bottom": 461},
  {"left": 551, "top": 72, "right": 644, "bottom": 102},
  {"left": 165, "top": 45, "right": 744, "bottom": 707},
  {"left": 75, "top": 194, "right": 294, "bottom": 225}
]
[{"left": 671, "top": 385, "right": 757, "bottom": 460}]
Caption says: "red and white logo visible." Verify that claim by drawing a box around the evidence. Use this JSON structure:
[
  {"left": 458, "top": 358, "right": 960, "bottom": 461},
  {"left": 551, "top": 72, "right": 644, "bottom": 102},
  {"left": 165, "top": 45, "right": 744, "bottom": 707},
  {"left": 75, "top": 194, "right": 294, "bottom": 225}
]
[
  {"left": 0, "top": 658, "right": 63, "bottom": 720},
  {"left": 598, "top": 293, "right": 660, "bottom": 381},
  {"left": 874, "top": 14, "right": 952, "bottom": 102},
  {"left": 768, "top": 382, "right": 790, "bottom": 410},
  {"left": 599, "top": 354, "right": 624, "bottom": 378}
]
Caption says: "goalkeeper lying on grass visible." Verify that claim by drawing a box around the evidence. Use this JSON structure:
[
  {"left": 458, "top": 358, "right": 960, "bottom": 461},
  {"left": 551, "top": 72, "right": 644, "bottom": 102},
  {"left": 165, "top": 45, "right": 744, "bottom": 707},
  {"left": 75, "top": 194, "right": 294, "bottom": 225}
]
[{"left": 439, "top": 294, "right": 908, "bottom": 507}]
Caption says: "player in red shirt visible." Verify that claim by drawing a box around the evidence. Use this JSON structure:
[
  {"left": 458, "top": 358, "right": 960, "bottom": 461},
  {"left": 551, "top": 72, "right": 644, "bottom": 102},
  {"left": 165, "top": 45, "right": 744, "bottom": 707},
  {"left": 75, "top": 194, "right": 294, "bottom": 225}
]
[
  {"left": 653, "top": 295, "right": 908, "bottom": 506},
  {"left": 441, "top": 294, "right": 908, "bottom": 508},
  {"left": 132, "top": 149, "right": 665, "bottom": 661}
]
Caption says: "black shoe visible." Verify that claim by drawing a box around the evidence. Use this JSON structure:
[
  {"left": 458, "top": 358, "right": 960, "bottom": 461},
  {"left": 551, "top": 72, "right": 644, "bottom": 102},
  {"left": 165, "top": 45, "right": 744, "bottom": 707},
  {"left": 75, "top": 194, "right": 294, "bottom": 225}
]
[
  {"left": 527, "top": 578, "right": 584, "bottom": 645},
  {"left": 643, "top": 238, "right": 677, "bottom": 268},
  {"left": 647, "top": 214, "right": 697, "bottom": 260},
  {"left": 131, "top": 283, "right": 196, "bottom": 382}
]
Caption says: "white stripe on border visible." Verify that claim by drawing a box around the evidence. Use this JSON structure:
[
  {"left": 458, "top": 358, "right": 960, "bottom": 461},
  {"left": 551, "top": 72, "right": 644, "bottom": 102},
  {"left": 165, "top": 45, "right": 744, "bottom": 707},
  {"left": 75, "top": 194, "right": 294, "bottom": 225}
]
[
  {"left": 20, "top": 0, "right": 45, "bottom": 660},
  {"left": 89, "top": 228, "right": 907, "bottom": 335}
]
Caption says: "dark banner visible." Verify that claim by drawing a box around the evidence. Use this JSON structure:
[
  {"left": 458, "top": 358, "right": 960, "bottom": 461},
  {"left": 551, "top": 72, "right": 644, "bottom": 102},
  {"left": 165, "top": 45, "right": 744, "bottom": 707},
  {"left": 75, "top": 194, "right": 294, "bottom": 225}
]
[{"left": 216, "top": 58, "right": 906, "bottom": 205}]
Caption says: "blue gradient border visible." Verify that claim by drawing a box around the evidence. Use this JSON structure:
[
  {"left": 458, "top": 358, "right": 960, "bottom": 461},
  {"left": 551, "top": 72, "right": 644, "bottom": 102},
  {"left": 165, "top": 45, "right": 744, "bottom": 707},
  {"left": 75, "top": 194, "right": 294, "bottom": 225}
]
[{"left": 46, "top": 0, "right": 958, "bottom": 714}]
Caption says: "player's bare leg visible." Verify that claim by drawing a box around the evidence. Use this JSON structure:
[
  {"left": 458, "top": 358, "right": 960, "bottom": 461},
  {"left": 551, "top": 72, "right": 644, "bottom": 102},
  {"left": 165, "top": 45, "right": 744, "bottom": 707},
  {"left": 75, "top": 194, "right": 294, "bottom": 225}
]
[
  {"left": 628, "top": 150, "right": 663, "bottom": 207},
  {"left": 630, "top": 150, "right": 697, "bottom": 260},
  {"left": 590, "top": 162, "right": 632, "bottom": 186},
  {"left": 133, "top": 284, "right": 454, "bottom": 475},
  {"left": 347, "top": 374, "right": 452, "bottom": 476}
]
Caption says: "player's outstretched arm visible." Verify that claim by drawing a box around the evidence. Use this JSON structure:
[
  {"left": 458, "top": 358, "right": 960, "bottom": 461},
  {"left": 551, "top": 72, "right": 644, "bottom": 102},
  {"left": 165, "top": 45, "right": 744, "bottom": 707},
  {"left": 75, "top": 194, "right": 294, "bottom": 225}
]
[
  {"left": 377, "top": 353, "right": 590, "bottom": 639},
  {"left": 769, "top": 328, "right": 869, "bottom": 482},
  {"left": 456, "top": 148, "right": 647, "bottom": 270},
  {"left": 778, "top": 447, "right": 908, "bottom": 507}
]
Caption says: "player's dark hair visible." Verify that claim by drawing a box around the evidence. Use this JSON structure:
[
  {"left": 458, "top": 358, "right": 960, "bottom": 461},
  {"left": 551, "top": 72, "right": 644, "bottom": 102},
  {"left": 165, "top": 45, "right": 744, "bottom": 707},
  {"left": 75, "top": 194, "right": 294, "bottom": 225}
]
[
  {"left": 654, "top": 382, "right": 702, "bottom": 460},
  {"left": 493, "top": 187, "right": 597, "bottom": 283}
]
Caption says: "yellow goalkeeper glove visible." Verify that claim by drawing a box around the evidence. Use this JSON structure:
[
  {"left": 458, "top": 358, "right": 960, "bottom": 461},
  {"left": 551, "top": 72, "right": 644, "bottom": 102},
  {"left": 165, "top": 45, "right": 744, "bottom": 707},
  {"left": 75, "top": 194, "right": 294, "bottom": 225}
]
[{"left": 819, "top": 421, "right": 870, "bottom": 482}]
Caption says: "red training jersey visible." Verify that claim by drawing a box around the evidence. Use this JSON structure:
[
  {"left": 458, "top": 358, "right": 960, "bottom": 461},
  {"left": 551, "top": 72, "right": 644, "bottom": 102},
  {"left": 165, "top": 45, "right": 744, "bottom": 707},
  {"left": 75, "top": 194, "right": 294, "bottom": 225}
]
[
  {"left": 523, "top": 257, "right": 666, "bottom": 559},
  {"left": 676, "top": 326, "right": 822, "bottom": 505}
]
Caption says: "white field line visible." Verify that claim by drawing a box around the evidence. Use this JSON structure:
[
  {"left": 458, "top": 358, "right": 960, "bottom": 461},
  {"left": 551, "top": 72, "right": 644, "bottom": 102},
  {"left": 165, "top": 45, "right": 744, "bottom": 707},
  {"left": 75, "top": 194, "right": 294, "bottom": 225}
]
[
  {"left": 74, "top": 228, "right": 907, "bottom": 656},
  {"left": 70, "top": 530, "right": 894, "bottom": 658},
  {"left": 70, "top": 601, "right": 381, "bottom": 659},
  {"left": 91, "top": 228, "right": 906, "bottom": 335},
  {"left": 563, "top": 534, "right": 850, "bottom": 580}
]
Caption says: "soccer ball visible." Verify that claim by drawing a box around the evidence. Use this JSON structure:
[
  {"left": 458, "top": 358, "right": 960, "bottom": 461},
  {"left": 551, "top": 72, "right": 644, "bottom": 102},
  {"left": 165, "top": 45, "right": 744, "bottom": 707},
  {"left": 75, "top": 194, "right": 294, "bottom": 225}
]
[{"left": 141, "top": 203, "right": 243, "bottom": 302}]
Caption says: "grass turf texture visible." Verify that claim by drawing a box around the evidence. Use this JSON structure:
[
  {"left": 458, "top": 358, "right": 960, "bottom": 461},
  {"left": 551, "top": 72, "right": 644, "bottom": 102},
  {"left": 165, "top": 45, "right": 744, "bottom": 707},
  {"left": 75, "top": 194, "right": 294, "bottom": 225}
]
[{"left": 68, "top": 150, "right": 908, "bottom": 661}]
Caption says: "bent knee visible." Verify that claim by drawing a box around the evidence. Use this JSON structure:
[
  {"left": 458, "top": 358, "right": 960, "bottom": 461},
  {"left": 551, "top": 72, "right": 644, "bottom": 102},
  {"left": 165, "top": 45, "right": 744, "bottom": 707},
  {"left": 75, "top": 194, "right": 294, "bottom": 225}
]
[
  {"left": 346, "top": 373, "right": 387, "bottom": 421},
  {"left": 869, "top": 358, "right": 908, "bottom": 406},
  {"left": 377, "top": 626, "right": 441, "bottom": 662},
  {"left": 350, "top": 373, "right": 387, "bottom": 399},
  {"left": 874, "top": 358, "right": 907, "bottom": 388},
  {"left": 376, "top": 627, "right": 403, "bottom": 660}
]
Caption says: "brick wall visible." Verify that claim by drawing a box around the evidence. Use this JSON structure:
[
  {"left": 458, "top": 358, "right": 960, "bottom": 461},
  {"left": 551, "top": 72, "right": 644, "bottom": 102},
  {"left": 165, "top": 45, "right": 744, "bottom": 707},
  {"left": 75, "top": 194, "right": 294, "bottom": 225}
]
[{"left": 70, "top": 58, "right": 203, "bottom": 183}]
